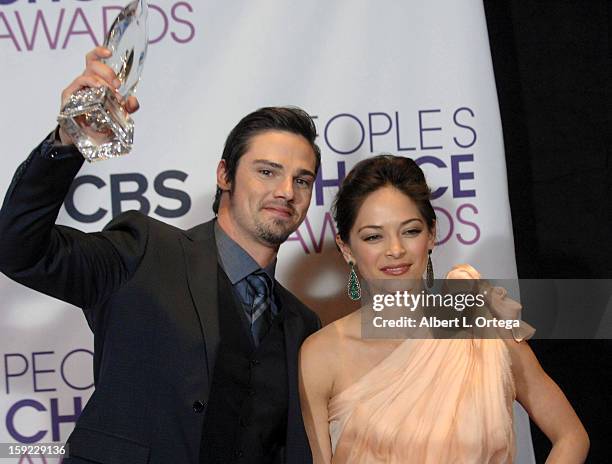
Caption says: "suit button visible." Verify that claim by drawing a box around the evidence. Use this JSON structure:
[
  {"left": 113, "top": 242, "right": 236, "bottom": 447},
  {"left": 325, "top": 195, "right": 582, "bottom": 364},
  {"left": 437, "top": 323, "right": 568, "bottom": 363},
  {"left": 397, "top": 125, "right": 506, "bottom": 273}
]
[
  {"left": 192, "top": 400, "right": 206, "bottom": 413},
  {"left": 250, "top": 359, "right": 260, "bottom": 366},
  {"left": 234, "top": 449, "right": 243, "bottom": 458},
  {"left": 239, "top": 417, "right": 250, "bottom": 427},
  {"left": 248, "top": 389, "right": 256, "bottom": 397}
]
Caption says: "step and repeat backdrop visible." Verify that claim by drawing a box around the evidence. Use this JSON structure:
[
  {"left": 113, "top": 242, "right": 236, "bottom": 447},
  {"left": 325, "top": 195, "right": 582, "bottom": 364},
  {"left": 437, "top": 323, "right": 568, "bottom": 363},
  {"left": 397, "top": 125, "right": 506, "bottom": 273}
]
[{"left": 0, "top": 1, "right": 535, "bottom": 462}]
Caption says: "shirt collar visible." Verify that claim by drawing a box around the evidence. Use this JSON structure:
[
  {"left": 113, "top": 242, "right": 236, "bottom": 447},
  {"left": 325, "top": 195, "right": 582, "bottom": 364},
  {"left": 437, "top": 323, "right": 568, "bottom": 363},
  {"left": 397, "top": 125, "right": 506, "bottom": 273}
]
[{"left": 214, "top": 220, "right": 277, "bottom": 285}]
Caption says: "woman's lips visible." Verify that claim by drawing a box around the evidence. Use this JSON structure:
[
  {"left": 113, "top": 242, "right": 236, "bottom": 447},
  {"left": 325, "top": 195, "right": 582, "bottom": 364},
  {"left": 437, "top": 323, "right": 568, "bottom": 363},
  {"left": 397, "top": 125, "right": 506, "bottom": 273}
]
[{"left": 380, "top": 264, "right": 411, "bottom": 276}]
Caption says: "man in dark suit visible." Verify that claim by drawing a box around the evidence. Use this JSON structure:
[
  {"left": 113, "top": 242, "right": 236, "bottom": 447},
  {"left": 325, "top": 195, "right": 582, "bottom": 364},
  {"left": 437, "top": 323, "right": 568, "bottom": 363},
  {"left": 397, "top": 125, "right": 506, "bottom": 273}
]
[{"left": 0, "top": 47, "right": 321, "bottom": 464}]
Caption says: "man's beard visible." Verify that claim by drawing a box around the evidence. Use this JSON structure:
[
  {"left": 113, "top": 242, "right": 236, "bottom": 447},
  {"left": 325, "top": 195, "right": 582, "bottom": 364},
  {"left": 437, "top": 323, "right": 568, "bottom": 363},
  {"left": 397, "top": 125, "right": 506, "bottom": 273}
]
[{"left": 254, "top": 217, "right": 295, "bottom": 246}]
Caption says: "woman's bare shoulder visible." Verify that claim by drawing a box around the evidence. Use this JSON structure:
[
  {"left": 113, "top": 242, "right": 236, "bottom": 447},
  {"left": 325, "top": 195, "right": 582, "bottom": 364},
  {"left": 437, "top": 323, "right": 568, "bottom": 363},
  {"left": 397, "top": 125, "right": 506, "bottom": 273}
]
[{"left": 301, "top": 311, "right": 360, "bottom": 360}]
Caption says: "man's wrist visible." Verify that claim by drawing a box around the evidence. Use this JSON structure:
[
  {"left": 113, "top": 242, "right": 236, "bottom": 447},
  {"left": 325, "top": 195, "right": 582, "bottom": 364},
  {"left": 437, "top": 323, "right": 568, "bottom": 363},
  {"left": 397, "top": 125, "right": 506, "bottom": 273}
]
[
  {"left": 42, "top": 127, "right": 81, "bottom": 160},
  {"left": 54, "top": 125, "right": 73, "bottom": 146}
]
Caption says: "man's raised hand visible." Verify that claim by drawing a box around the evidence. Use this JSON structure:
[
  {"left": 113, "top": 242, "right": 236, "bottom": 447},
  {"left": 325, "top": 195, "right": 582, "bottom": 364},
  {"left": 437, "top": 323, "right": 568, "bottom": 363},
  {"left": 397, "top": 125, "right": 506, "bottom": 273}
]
[{"left": 58, "top": 47, "right": 140, "bottom": 145}]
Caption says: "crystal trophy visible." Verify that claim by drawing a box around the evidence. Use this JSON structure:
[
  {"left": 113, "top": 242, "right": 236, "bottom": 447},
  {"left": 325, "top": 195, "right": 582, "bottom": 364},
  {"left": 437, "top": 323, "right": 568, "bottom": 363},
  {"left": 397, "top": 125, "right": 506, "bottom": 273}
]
[{"left": 57, "top": 0, "right": 149, "bottom": 162}]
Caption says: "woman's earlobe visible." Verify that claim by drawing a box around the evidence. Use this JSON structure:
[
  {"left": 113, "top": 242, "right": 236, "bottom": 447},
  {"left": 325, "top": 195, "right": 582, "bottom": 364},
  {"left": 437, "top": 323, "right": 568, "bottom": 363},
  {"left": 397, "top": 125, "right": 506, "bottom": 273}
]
[{"left": 336, "top": 236, "right": 353, "bottom": 264}]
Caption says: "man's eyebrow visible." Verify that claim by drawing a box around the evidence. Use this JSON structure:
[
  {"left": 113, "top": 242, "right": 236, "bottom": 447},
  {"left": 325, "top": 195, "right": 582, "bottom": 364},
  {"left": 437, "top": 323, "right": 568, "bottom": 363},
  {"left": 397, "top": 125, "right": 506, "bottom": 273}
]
[
  {"left": 253, "top": 159, "right": 283, "bottom": 169},
  {"left": 296, "top": 168, "right": 316, "bottom": 178},
  {"left": 253, "top": 160, "right": 315, "bottom": 179}
]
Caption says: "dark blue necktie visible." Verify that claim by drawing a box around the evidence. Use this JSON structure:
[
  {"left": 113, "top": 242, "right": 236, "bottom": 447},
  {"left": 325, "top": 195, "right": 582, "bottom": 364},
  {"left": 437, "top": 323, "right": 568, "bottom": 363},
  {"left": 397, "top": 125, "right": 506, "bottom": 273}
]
[{"left": 244, "top": 272, "right": 271, "bottom": 346}]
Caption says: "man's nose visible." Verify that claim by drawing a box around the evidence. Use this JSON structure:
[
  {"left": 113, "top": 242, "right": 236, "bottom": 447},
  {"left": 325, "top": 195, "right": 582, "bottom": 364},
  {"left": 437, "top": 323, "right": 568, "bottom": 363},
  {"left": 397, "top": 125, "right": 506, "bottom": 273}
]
[{"left": 273, "top": 176, "right": 295, "bottom": 201}]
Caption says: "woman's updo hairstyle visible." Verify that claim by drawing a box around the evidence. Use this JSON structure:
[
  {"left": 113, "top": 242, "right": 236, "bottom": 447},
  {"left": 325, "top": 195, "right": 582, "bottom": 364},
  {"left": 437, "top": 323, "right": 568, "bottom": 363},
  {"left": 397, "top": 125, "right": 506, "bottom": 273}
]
[{"left": 332, "top": 154, "right": 436, "bottom": 243}]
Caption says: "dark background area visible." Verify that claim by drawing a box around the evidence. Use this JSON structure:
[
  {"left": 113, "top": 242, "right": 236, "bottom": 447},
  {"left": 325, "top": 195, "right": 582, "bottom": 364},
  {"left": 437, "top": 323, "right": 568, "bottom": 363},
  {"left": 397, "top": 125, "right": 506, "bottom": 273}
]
[{"left": 483, "top": 1, "right": 611, "bottom": 462}]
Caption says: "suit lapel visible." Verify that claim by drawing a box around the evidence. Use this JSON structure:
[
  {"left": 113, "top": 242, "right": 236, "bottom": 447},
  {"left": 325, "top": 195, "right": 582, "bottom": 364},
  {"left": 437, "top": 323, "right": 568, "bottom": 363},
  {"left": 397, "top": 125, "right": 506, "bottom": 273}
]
[
  {"left": 180, "top": 220, "right": 220, "bottom": 390},
  {"left": 277, "top": 284, "right": 303, "bottom": 378},
  {"left": 276, "top": 285, "right": 310, "bottom": 456}
]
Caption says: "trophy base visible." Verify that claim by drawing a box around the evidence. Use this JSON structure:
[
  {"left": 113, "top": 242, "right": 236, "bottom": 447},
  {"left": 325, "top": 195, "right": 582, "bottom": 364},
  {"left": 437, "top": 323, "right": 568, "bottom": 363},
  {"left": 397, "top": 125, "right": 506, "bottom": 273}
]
[{"left": 57, "top": 86, "right": 134, "bottom": 162}]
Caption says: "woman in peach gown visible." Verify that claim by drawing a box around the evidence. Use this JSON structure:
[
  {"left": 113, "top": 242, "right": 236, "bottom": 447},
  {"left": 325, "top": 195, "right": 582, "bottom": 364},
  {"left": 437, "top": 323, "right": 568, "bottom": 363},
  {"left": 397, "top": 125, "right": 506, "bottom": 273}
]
[{"left": 299, "top": 155, "right": 589, "bottom": 463}]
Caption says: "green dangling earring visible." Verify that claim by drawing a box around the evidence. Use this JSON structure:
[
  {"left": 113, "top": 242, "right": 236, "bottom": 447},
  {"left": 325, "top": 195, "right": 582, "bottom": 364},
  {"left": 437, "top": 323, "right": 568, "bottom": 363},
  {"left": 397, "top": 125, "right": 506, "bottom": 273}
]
[
  {"left": 426, "top": 249, "right": 434, "bottom": 288},
  {"left": 347, "top": 261, "right": 361, "bottom": 301}
]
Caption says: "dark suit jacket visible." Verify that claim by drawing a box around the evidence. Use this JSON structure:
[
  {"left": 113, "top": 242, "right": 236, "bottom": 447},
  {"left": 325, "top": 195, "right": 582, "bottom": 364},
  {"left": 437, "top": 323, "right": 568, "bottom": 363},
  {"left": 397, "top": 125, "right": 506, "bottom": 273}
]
[{"left": 0, "top": 139, "right": 320, "bottom": 464}]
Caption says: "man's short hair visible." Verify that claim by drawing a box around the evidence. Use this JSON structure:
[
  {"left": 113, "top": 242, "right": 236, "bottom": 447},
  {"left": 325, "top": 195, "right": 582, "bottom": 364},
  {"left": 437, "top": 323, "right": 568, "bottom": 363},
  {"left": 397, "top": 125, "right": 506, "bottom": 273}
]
[{"left": 212, "top": 107, "right": 321, "bottom": 214}]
